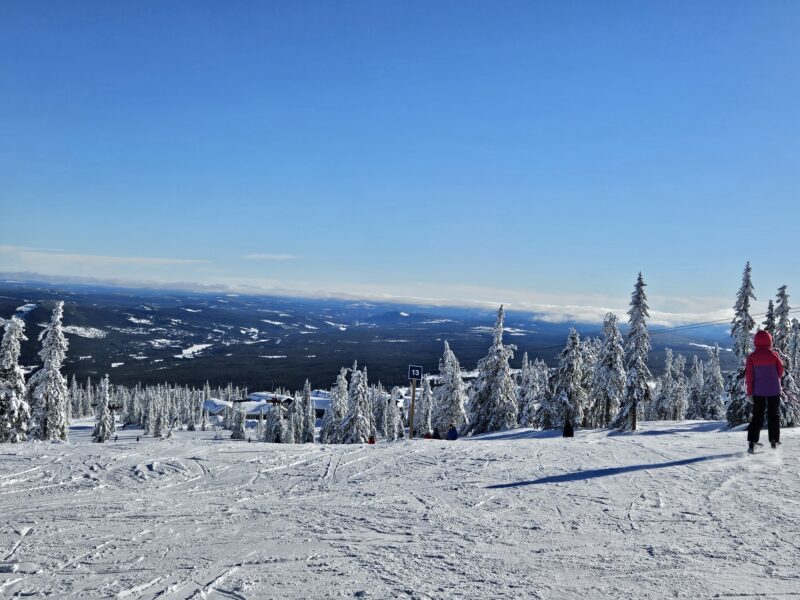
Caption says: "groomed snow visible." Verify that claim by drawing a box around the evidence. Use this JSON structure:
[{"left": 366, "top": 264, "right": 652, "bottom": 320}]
[{"left": 0, "top": 420, "right": 797, "bottom": 598}]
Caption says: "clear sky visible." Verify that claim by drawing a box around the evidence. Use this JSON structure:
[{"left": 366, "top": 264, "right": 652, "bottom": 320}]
[{"left": 1, "top": 1, "right": 799, "bottom": 324}]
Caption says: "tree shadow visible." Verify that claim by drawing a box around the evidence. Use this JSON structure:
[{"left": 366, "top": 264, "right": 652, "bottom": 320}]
[{"left": 486, "top": 452, "right": 740, "bottom": 488}]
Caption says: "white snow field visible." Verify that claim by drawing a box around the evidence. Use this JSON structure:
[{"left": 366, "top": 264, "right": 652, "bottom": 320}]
[{"left": 1, "top": 420, "right": 798, "bottom": 599}]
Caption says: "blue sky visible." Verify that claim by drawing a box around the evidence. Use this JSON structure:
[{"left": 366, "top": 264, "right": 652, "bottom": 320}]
[{"left": 1, "top": 1, "right": 799, "bottom": 323}]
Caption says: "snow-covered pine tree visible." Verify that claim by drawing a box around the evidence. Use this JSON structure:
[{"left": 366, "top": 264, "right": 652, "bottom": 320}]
[
  {"left": 0, "top": 317, "right": 31, "bottom": 443},
  {"left": 92, "top": 374, "right": 114, "bottom": 443},
  {"left": 230, "top": 399, "right": 246, "bottom": 440},
  {"left": 263, "top": 403, "right": 287, "bottom": 443},
  {"left": 702, "top": 344, "right": 725, "bottom": 420},
  {"left": 651, "top": 348, "right": 675, "bottom": 421},
  {"left": 301, "top": 380, "right": 315, "bottom": 443},
  {"left": 611, "top": 272, "right": 652, "bottom": 431},
  {"left": 552, "top": 328, "right": 586, "bottom": 429},
  {"left": 578, "top": 337, "right": 601, "bottom": 426},
  {"left": 774, "top": 285, "right": 792, "bottom": 356},
  {"left": 763, "top": 300, "right": 776, "bottom": 337},
  {"left": 340, "top": 366, "right": 370, "bottom": 444},
  {"left": 787, "top": 319, "right": 800, "bottom": 378},
  {"left": 517, "top": 353, "right": 535, "bottom": 426},
  {"left": 413, "top": 377, "right": 433, "bottom": 437},
  {"left": 319, "top": 368, "right": 348, "bottom": 444},
  {"left": 589, "top": 313, "right": 626, "bottom": 428},
  {"left": 522, "top": 359, "right": 550, "bottom": 428},
  {"left": 27, "top": 301, "right": 70, "bottom": 441},
  {"left": 431, "top": 341, "right": 468, "bottom": 433},
  {"left": 371, "top": 383, "right": 388, "bottom": 438},
  {"left": 83, "top": 376, "right": 93, "bottom": 417},
  {"left": 386, "top": 387, "right": 402, "bottom": 441},
  {"left": 686, "top": 355, "right": 705, "bottom": 419},
  {"left": 464, "top": 306, "right": 518, "bottom": 435},
  {"left": 672, "top": 354, "right": 688, "bottom": 420},
  {"left": 726, "top": 262, "right": 757, "bottom": 427}
]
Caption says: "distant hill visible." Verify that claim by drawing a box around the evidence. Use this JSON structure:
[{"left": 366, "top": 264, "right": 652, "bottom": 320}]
[{"left": 0, "top": 278, "right": 735, "bottom": 391}]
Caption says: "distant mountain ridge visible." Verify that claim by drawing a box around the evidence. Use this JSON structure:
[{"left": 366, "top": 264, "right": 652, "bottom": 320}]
[{"left": 0, "top": 278, "right": 734, "bottom": 391}]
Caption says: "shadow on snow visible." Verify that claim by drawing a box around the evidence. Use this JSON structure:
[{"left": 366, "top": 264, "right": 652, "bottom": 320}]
[{"left": 486, "top": 452, "right": 740, "bottom": 489}]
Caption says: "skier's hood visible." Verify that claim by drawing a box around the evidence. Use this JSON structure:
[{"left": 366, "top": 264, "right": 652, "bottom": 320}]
[{"left": 754, "top": 329, "right": 773, "bottom": 349}]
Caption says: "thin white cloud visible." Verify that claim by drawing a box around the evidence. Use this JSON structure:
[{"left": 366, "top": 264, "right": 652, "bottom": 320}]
[
  {"left": 0, "top": 245, "right": 209, "bottom": 267},
  {"left": 243, "top": 253, "right": 302, "bottom": 261}
]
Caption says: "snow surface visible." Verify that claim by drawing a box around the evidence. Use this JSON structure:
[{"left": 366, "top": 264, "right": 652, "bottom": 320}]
[
  {"left": 174, "top": 344, "right": 212, "bottom": 359},
  {"left": 0, "top": 420, "right": 798, "bottom": 599}
]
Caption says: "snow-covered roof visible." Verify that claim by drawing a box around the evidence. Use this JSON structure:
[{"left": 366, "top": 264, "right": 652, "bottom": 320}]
[{"left": 203, "top": 397, "right": 231, "bottom": 415}]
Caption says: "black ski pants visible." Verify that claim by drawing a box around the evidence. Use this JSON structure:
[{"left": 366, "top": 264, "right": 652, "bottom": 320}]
[{"left": 747, "top": 396, "right": 780, "bottom": 444}]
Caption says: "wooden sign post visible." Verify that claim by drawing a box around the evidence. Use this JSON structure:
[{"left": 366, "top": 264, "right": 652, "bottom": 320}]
[{"left": 407, "top": 365, "right": 422, "bottom": 439}]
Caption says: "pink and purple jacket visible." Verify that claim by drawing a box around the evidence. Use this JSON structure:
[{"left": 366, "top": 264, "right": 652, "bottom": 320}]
[{"left": 745, "top": 330, "right": 784, "bottom": 397}]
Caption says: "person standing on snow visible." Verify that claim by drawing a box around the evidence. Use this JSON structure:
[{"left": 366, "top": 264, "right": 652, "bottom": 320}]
[{"left": 746, "top": 330, "right": 784, "bottom": 453}]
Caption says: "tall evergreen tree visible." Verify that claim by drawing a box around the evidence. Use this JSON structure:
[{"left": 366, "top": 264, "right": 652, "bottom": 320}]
[
  {"left": 686, "top": 355, "right": 705, "bottom": 420},
  {"left": 762, "top": 300, "right": 776, "bottom": 337},
  {"left": 300, "top": 379, "right": 315, "bottom": 443},
  {"left": 92, "top": 374, "right": 114, "bottom": 443},
  {"left": 0, "top": 317, "right": 31, "bottom": 442},
  {"left": 230, "top": 400, "right": 246, "bottom": 440},
  {"left": 651, "top": 348, "right": 675, "bottom": 421},
  {"left": 589, "top": 313, "right": 626, "bottom": 427},
  {"left": 464, "top": 306, "right": 518, "bottom": 435},
  {"left": 431, "top": 341, "right": 468, "bottom": 433},
  {"left": 340, "top": 366, "right": 370, "bottom": 444},
  {"left": 319, "top": 368, "right": 348, "bottom": 443},
  {"left": 612, "top": 273, "right": 652, "bottom": 431},
  {"left": 727, "top": 262, "right": 757, "bottom": 427},
  {"left": 414, "top": 377, "right": 433, "bottom": 437},
  {"left": 672, "top": 354, "right": 688, "bottom": 420},
  {"left": 774, "top": 285, "right": 792, "bottom": 356},
  {"left": 385, "top": 387, "right": 403, "bottom": 441},
  {"left": 787, "top": 319, "right": 800, "bottom": 378},
  {"left": 553, "top": 329, "right": 586, "bottom": 429},
  {"left": 27, "top": 301, "right": 69, "bottom": 441},
  {"left": 702, "top": 344, "right": 725, "bottom": 420}
]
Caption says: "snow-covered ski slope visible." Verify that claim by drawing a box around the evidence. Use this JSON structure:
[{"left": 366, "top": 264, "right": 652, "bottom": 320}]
[{"left": 1, "top": 420, "right": 797, "bottom": 599}]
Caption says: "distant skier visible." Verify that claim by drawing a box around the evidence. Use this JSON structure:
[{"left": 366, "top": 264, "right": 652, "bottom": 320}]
[
  {"left": 746, "top": 330, "right": 784, "bottom": 453},
  {"left": 563, "top": 421, "right": 574, "bottom": 438},
  {"left": 446, "top": 424, "right": 459, "bottom": 441},
  {"left": 432, "top": 427, "right": 441, "bottom": 440}
]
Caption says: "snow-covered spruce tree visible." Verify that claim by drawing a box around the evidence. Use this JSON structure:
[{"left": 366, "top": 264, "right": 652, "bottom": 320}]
[
  {"left": 413, "top": 377, "right": 433, "bottom": 437},
  {"left": 0, "top": 317, "right": 31, "bottom": 443},
  {"left": 578, "top": 337, "right": 601, "bottom": 426},
  {"left": 611, "top": 273, "right": 652, "bottom": 431},
  {"left": 371, "top": 383, "right": 388, "bottom": 438},
  {"left": 726, "top": 262, "right": 757, "bottom": 427},
  {"left": 763, "top": 300, "right": 776, "bottom": 337},
  {"left": 516, "top": 353, "right": 536, "bottom": 427},
  {"left": 340, "top": 366, "right": 370, "bottom": 444},
  {"left": 319, "top": 368, "right": 348, "bottom": 444},
  {"left": 263, "top": 403, "right": 287, "bottom": 443},
  {"left": 431, "top": 341, "right": 468, "bottom": 433},
  {"left": 27, "top": 301, "right": 70, "bottom": 441},
  {"left": 774, "top": 285, "right": 792, "bottom": 356},
  {"left": 651, "top": 348, "right": 675, "bottom": 421},
  {"left": 787, "top": 319, "right": 800, "bottom": 378},
  {"left": 464, "top": 306, "right": 518, "bottom": 435},
  {"left": 701, "top": 344, "right": 725, "bottom": 420},
  {"left": 523, "top": 359, "right": 550, "bottom": 428},
  {"left": 386, "top": 387, "right": 403, "bottom": 441},
  {"left": 672, "top": 354, "right": 688, "bottom": 420},
  {"left": 92, "top": 374, "right": 114, "bottom": 443},
  {"left": 589, "top": 313, "right": 626, "bottom": 428},
  {"left": 230, "top": 400, "right": 246, "bottom": 440},
  {"left": 552, "top": 328, "right": 586, "bottom": 429},
  {"left": 686, "top": 355, "right": 705, "bottom": 420},
  {"left": 779, "top": 370, "right": 800, "bottom": 427},
  {"left": 301, "top": 380, "right": 315, "bottom": 443},
  {"left": 83, "top": 376, "right": 93, "bottom": 418}
]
